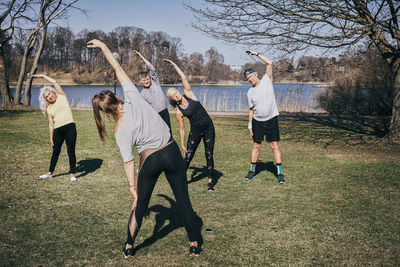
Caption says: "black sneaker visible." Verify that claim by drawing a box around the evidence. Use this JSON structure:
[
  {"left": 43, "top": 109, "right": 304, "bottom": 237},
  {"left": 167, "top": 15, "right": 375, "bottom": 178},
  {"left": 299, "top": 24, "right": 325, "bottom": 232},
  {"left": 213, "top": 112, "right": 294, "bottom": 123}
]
[
  {"left": 277, "top": 174, "right": 285, "bottom": 184},
  {"left": 122, "top": 243, "right": 135, "bottom": 259},
  {"left": 245, "top": 171, "right": 256, "bottom": 181},
  {"left": 207, "top": 182, "right": 214, "bottom": 192},
  {"left": 189, "top": 246, "right": 200, "bottom": 257}
]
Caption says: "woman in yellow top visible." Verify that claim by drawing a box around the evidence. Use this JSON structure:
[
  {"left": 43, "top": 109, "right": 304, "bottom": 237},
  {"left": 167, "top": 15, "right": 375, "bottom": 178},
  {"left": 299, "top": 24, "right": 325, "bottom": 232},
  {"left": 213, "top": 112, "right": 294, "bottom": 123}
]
[{"left": 36, "top": 74, "right": 77, "bottom": 181}]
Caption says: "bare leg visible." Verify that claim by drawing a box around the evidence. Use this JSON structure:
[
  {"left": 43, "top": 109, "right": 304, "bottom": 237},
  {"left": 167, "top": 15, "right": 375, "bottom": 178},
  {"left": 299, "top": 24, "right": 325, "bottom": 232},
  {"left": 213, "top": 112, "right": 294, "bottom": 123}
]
[
  {"left": 251, "top": 142, "right": 261, "bottom": 163},
  {"left": 270, "top": 141, "right": 281, "bottom": 164}
]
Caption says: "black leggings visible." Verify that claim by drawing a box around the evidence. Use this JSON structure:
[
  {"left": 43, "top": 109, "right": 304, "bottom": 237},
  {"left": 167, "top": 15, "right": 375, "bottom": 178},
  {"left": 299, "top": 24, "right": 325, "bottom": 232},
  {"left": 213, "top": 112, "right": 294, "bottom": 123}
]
[
  {"left": 49, "top": 122, "right": 77, "bottom": 174},
  {"left": 127, "top": 140, "right": 201, "bottom": 245},
  {"left": 185, "top": 125, "right": 215, "bottom": 179}
]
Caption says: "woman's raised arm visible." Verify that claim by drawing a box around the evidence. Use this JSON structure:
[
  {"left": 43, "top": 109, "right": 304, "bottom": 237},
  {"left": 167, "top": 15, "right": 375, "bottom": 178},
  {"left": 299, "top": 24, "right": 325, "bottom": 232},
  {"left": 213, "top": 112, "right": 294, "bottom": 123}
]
[
  {"left": 32, "top": 74, "right": 65, "bottom": 96},
  {"left": 163, "top": 59, "right": 196, "bottom": 100},
  {"left": 134, "top": 50, "right": 152, "bottom": 69},
  {"left": 87, "top": 39, "right": 133, "bottom": 86}
]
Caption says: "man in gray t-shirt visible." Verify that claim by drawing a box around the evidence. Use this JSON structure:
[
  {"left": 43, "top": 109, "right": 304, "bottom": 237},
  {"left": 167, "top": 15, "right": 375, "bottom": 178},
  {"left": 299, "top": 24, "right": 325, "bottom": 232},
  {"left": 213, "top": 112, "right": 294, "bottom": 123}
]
[
  {"left": 134, "top": 50, "right": 172, "bottom": 131},
  {"left": 244, "top": 49, "right": 285, "bottom": 184}
]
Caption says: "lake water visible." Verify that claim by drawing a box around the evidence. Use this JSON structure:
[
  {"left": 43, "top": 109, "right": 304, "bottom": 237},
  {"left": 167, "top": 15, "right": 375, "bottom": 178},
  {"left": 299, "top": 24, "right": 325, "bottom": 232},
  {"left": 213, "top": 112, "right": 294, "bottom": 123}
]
[{"left": 8, "top": 82, "right": 326, "bottom": 112}]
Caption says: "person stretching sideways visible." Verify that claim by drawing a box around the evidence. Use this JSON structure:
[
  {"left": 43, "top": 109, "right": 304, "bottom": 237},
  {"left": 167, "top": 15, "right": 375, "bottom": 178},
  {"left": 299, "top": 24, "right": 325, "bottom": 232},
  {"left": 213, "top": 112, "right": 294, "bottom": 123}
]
[
  {"left": 164, "top": 59, "right": 216, "bottom": 192},
  {"left": 244, "top": 50, "right": 285, "bottom": 184},
  {"left": 87, "top": 39, "right": 202, "bottom": 258},
  {"left": 134, "top": 50, "right": 172, "bottom": 131},
  {"left": 36, "top": 74, "right": 77, "bottom": 182}
]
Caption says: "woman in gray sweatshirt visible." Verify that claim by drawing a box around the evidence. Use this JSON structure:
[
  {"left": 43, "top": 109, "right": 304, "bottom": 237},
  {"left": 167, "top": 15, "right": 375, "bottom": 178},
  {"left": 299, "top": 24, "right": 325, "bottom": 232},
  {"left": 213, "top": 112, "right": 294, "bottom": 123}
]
[{"left": 87, "top": 39, "right": 202, "bottom": 259}]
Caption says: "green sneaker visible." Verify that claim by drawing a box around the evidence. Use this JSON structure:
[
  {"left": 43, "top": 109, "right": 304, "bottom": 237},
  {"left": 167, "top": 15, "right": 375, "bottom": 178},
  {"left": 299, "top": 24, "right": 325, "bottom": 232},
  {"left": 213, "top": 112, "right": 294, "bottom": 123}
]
[
  {"left": 245, "top": 171, "right": 256, "bottom": 181},
  {"left": 277, "top": 174, "right": 285, "bottom": 184}
]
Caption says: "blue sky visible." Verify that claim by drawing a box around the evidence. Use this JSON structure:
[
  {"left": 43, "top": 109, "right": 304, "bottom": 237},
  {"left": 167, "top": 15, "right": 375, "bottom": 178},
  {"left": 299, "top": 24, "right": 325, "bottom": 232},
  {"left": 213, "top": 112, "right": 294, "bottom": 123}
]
[{"left": 65, "top": 0, "right": 251, "bottom": 66}]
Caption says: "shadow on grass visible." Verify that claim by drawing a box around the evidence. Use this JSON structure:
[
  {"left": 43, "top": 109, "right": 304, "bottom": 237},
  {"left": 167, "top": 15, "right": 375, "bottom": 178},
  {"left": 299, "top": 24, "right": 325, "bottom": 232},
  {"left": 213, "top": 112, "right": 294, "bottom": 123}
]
[
  {"left": 51, "top": 158, "right": 103, "bottom": 178},
  {"left": 282, "top": 113, "right": 390, "bottom": 138},
  {"left": 75, "top": 158, "right": 103, "bottom": 178},
  {"left": 255, "top": 161, "right": 277, "bottom": 178},
  {"left": 135, "top": 194, "right": 203, "bottom": 251},
  {"left": 187, "top": 166, "right": 223, "bottom": 185}
]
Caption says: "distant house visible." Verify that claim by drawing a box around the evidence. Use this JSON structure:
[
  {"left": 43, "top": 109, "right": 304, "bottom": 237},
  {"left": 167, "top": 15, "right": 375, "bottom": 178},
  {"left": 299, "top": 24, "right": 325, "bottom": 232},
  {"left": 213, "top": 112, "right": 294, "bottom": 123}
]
[{"left": 230, "top": 65, "right": 242, "bottom": 73}]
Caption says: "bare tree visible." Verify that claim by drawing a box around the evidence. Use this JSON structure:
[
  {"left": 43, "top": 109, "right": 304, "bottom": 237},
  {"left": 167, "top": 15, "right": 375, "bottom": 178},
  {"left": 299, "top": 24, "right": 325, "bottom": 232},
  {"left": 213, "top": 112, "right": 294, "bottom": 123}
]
[
  {"left": 24, "top": 1, "right": 79, "bottom": 106},
  {"left": 185, "top": 0, "right": 400, "bottom": 141},
  {"left": 204, "top": 47, "right": 224, "bottom": 82},
  {"left": 13, "top": 0, "right": 79, "bottom": 106},
  {"left": 0, "top": 0, "right": 31, "bottom": 107}
]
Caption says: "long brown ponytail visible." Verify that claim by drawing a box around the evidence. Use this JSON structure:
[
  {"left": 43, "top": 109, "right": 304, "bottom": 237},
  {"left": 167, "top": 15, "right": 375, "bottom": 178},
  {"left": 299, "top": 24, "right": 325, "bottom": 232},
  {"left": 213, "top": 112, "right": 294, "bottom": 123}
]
[{"left": 92, "top": 90, "right": 122, "bottom": 144}]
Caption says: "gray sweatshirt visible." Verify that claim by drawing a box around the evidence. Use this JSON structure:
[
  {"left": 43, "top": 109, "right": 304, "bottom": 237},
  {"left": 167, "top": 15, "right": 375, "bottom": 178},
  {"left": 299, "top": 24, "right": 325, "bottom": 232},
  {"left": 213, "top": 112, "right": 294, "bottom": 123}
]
[
  {"left": 115, "top": 81, "right": 171, "bottom": 163},
  {"left": 140, "top": 63, "right": 168, "bottom": 113}
]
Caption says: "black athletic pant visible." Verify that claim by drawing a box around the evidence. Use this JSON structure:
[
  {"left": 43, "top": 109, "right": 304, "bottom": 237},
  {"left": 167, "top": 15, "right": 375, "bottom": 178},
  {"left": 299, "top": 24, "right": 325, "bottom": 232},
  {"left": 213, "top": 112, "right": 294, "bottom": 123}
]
[
  {"left": 49, "top": 122, "right": 77, "bottom": 174},
  {"left": 158, "top": 108, "right": 172, "bottom": 134},
  {"left": 126, "top": 140, "right": 201, "bottom": 245},
  {"left": 184, "top": 125, "right": 215, "bottom": 179}
]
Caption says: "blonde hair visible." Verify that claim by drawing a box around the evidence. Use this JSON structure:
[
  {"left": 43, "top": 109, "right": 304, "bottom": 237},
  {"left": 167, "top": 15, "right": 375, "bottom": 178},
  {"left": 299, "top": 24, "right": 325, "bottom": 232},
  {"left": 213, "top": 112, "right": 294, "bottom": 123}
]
[
  {"left": 38, "top": 86, "right": 58, "bottom": 117},
  {"left": 166, "top": 87, "right": 180, "bottom": 107}
]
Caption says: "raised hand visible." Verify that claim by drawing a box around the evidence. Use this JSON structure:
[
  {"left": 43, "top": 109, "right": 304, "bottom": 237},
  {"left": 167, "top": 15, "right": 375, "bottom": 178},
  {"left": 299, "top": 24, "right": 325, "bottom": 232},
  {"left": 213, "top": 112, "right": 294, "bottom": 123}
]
[
  {"left": 163, "top": 58, "right": 175, "bottom": 66},
  {"left": 246, "top": 49, "right": 258, "bottom": 56},
  {"left": 87, "top": 39, "right": 104, "bottom": 49}
]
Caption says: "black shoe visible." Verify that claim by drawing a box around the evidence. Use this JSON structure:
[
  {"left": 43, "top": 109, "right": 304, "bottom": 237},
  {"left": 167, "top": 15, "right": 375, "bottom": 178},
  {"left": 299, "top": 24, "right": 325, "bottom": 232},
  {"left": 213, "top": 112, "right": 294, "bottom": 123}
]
[
  {"left": 277, "top": 174, "right": 285, "bottom": 184},
  {"left": 122, "top": 243, "right": 135, "bottom": 259},
  {"left": 189, "top": 246, "right": 200, "bottom": 257},
  {"left": 245, "top": 171, "right": 256, "bottom": 181},
  {"left": 207, "top": 182, "right": 214, "bottom": 192}
]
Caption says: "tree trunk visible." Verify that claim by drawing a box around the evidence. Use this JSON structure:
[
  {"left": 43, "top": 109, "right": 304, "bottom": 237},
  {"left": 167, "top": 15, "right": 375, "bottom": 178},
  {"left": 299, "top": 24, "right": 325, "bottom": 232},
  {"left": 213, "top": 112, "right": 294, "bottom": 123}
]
[
  {"left": 0, "top": 46, "right": 13, "bottom": 107},
  {"left": 24, "top": 25, "right": 48, "bottom": 106},
  {"left": 13, "top": 34, "right": 36, "bottom": 105},
  {"left": 389, "top": 87, "right": 400, "bottom": 142}
]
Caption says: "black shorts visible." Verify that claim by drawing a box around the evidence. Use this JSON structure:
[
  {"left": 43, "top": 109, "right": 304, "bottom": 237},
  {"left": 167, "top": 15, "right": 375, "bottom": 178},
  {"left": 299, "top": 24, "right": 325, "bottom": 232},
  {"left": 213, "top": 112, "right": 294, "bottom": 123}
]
[{"left": 252, "top": 116, "right": 280, "bottom": 143}]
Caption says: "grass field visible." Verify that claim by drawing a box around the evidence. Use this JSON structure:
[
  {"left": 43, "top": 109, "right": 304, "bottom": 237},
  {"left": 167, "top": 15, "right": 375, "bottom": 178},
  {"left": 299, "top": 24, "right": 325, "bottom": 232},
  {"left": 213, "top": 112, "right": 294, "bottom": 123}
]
[{"left": 1, "top": 109, "right": 399, "bottom": 266}]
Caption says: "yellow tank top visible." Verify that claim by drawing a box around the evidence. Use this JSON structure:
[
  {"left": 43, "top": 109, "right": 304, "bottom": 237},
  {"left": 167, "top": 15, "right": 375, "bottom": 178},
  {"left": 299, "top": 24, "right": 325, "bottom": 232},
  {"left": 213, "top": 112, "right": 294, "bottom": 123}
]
[{"left": 47, "top": 94, "right": 74, "bottom": 129}]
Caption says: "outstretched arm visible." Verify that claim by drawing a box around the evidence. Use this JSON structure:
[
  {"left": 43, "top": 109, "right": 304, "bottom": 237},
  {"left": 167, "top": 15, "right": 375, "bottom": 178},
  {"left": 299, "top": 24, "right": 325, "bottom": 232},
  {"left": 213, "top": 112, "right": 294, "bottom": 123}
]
[
  {"left": 163, "top": 59, "right": 196, "bottom": 100},
  {"left": 87, "top": 39, "right": 131, "bottom": 85},
  {"left": 32, "top": 74, "right": 65, "bottom": 96},
  {"left": 246, "top": 50, "right": 273, "bottom": 80},
  {"left": 134, "top": 50, "right": 153, "bottom": 70}
]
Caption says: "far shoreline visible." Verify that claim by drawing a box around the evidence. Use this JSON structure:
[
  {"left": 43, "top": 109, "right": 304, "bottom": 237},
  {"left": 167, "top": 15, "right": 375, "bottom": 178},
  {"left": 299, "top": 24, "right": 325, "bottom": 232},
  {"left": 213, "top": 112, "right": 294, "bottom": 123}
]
[{"left": 11, "top": 80, "right": 328, "bottom": 87}]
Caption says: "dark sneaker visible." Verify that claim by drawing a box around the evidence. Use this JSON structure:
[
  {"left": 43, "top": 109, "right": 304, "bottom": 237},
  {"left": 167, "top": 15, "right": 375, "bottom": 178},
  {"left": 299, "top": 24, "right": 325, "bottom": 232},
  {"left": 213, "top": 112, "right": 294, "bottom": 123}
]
[
  {"left": 245, "top": 171, "right": 256, "bottom": 181},
  {"left": 207, "top": 182, "right": 214, "bottom": 192},
  {"left": 189, "top": 246, "right": 200, "bottom": 257},
  {"left": 122, "top": 244, "right": 135, "bottom": 259},
  {"left": 277, "top": 174, "right": 285, "bottom": 184}
]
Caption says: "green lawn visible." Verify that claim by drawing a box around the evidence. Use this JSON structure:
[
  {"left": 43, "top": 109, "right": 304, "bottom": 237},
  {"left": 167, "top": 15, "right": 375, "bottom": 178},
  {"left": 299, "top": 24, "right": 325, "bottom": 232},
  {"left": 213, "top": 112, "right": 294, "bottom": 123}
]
[{"left": 0, "top": 109, "right": 399, "bottom": 266}]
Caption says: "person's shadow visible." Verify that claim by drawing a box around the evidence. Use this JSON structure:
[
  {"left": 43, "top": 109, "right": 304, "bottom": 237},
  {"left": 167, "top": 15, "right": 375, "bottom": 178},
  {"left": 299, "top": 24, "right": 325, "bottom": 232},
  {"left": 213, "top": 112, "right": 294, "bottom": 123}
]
[
  {"left": 254, "top": 161, "right": 277, "bottom": 178},
  {"left": 187, "top": 166, "right": 223, "bottom": 185},
  {"left": 135, "top": 194, "right": 203, "bottom": 251},
  {"left": 52, "top": 158, "right": 103, "bottom": 178},
  {"left": 75, "top": 158, "right": 103, "bottom": 178}
]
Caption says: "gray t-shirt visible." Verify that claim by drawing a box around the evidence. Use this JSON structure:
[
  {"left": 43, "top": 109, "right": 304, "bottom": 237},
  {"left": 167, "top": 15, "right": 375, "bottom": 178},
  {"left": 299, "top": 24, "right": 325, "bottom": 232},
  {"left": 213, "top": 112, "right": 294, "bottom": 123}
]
[
  {"left": 140, "top": 63, "right": 168, "bottom": 113},
  {"left": 247, "top": 74, "right": 279, "bottom": 121},
  {"left": 115, "top": 81, "right": 171, "bottom": 163}
]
